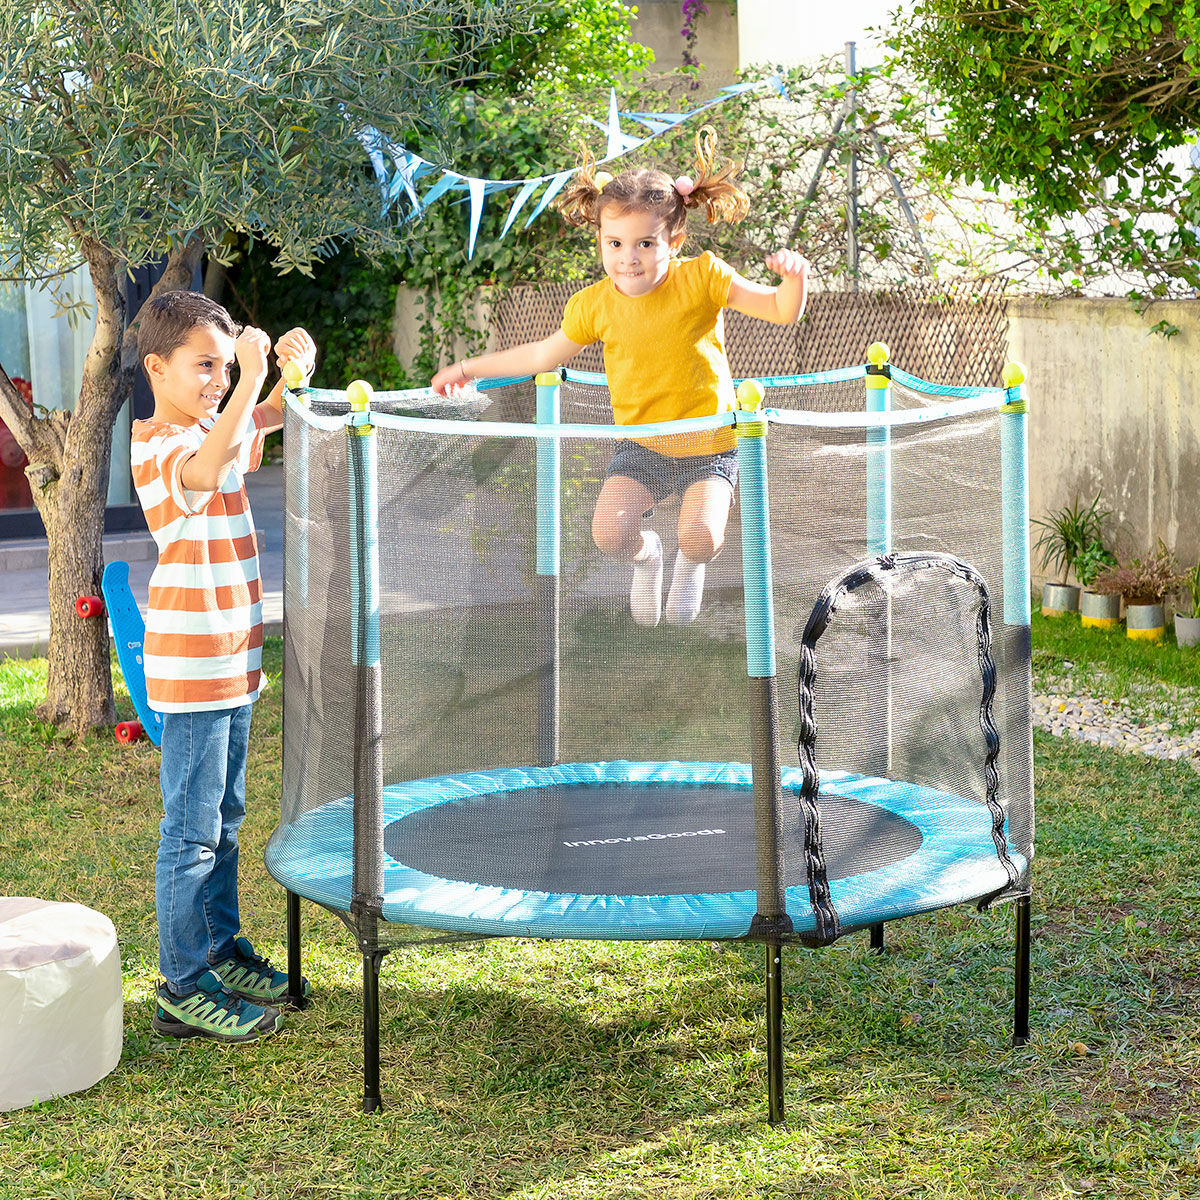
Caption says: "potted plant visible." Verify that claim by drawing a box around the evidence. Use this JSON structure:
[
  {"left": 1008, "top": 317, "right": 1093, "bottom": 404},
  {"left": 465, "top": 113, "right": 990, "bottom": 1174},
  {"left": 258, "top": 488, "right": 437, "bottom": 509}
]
[
  {"left": 1093, "top": 541, "right": 1182, "bottom": 642},
  {"left": 1076, "top": 539, "right": 1120, "bottom": 628},
  {"left": 1175, "top": 558, "right": 1200, "bottom": 648},
  {"left": 1032, "top": 494, "right": 1107, "bottom": 615}
]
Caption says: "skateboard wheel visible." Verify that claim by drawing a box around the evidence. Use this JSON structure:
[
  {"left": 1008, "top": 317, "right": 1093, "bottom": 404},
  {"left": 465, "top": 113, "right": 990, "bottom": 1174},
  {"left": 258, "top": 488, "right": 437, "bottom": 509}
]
[
  {"left": 76, "top": 595, "right": 105, "bottom": 619},
  {"left": 114, "top": 721, "right": 144, "bottom": 744}
]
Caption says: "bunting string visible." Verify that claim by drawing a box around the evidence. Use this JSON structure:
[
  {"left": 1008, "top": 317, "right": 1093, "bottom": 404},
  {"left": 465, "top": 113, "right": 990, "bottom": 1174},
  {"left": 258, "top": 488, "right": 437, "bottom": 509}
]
[{"left": 356, "top": 76, "right": 785, "bottom": 260}]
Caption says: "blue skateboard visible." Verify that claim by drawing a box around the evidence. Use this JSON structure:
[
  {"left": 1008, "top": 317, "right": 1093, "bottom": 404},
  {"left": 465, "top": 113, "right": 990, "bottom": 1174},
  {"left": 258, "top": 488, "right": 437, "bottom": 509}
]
[{"left": 102, "top": 560, "right": 163, "bottom": 746}]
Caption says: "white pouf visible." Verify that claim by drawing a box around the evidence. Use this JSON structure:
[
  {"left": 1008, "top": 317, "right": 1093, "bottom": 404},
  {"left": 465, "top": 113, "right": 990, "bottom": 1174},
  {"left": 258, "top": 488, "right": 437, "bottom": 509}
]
[{"left": 0, "top": 897, "right": 123, "bottom": 1111}]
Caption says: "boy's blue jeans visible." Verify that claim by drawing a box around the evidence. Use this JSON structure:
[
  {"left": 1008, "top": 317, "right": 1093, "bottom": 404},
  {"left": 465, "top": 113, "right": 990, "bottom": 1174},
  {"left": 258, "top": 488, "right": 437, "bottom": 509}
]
[{"left": 156, "top": 703, "right": 254, "bottom": 993}]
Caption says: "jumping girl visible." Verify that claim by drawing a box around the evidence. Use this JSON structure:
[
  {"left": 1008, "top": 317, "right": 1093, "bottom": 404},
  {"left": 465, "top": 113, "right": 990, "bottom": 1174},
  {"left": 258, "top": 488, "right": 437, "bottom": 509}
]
[{"left": 432, "top": 127, "right": 809, "bottom": 626}]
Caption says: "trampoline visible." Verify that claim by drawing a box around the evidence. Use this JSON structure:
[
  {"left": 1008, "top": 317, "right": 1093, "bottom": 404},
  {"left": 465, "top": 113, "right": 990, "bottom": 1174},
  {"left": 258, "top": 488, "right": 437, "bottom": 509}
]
[
  {"left": 268, "top": 761, "right": 1021, "bottom": 941},
  {"left": 267, "top": 350, "right": 1035, "bottom": 1122}
]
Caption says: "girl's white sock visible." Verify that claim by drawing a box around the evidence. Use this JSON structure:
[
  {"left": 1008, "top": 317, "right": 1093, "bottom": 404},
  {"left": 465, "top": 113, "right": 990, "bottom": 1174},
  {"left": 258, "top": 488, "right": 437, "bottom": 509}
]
[
  {"left": 664, "top": 549, "right": 706, "bottom": 624},
  {"left": 629, "top": 530, "right": 664, "bottom": 626}
]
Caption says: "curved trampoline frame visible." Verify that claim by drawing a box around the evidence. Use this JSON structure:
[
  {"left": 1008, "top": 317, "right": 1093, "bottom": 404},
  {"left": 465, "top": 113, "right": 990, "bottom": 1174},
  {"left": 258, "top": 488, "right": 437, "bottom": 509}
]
[
  {"left": 266, "top": 758, "right": 1027, "bottom": 941},
  {"left": 274, "top": 356, "right": 1035, "bottom": 1122}
]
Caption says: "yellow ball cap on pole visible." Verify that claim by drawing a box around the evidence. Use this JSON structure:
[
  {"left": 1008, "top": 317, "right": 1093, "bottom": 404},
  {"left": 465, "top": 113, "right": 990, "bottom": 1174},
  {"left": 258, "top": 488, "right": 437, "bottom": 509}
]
[
  {"left": 736, "top": 378, "right": 765, "bottom": 410},
  {"left": 347, "top": 379, "right": 374, "bottom": 412},
  {"left": 1002, "top": 361, "right": 1027, "bottom": 388},
  {"left": 867, "top": 342, "right": 890, "bottom": 367}
]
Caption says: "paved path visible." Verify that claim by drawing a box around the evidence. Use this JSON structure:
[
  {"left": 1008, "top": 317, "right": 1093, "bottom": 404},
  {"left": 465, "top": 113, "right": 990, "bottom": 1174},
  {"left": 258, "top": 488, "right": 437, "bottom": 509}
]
[{"left": 0, "top": 463, "right": 284, "bottom": 660}]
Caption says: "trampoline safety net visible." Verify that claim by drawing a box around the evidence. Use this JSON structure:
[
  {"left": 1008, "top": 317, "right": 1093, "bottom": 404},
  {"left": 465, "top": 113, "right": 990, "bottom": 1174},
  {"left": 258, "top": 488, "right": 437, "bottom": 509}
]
[{"left": 268, "top": 367, "right": 1034, "bottom": 949}]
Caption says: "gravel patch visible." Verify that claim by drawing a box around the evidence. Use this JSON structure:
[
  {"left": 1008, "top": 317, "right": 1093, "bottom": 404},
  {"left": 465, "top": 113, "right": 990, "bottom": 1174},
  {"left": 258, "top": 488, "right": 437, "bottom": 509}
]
[{"left": 1033, "top": 692, "right": 1200, "bottom": 772}]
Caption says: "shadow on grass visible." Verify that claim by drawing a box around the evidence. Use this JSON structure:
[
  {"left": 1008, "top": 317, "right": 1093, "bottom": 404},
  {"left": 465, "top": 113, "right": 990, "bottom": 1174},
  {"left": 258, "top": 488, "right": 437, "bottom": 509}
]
[{"left": 5, "top": 639, "right": 1200, "bottom": 1196}]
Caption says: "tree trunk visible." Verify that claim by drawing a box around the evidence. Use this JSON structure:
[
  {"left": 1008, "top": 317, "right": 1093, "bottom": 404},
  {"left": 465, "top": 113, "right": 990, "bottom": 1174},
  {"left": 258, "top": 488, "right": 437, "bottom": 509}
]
[
  {"left": 0, "top": 236, "right": 207, "bottom": 737},
  {"left": 32, "top": 243, "right": 127, "bottom": 737},
  {"left": 37, "top": 480, "right": 118, "bottom": 735}
]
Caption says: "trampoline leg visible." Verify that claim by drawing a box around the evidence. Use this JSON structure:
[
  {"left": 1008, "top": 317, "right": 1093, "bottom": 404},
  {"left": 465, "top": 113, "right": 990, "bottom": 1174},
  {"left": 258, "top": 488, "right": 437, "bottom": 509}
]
[
  {"left": 1013, "top": 894, "right": 1031, "bottom": 1046},
  {"left": 285, "top": 891, "right": 309, "bottom": 1010},
  {"left": 869, "top": 923, "right": 885, "bottom": 955},
  {"left": 363, "top": 950, "right": 385, "bottom": 1113},
  {"left": 766, "top": 939, "right": 785, "bottom": 1126}
]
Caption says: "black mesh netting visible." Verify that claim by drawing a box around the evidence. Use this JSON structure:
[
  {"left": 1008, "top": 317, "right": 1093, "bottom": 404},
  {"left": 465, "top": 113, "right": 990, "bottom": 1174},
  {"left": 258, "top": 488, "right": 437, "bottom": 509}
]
[{"left": 271, "top": 375, "right": 1033, "bottom": 948}]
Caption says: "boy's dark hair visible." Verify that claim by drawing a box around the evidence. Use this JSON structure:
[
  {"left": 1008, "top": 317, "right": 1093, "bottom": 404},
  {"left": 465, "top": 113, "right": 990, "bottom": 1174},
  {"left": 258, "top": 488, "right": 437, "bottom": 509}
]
[{"left": 137, "top": 290, "right": 240, "bottom": 382}]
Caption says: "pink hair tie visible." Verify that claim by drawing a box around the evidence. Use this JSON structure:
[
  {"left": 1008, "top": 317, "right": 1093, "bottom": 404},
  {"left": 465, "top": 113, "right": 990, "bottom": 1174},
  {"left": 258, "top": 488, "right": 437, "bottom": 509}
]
[{"left": 673, "top": 175, "right": 694, "bottom": 197}]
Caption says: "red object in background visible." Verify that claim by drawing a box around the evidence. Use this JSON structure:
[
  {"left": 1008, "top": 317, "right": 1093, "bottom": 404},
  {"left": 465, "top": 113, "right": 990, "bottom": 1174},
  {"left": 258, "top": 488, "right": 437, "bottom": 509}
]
[
  {"left": 76, "top": 594, "right": 105, "bottom": 619},
  {"left": 1, "top": 376, "right": 34, "bottom": 509},
  {"left": 115, "top": 721, "right": 145, "bottom": 744},
  {"left": 0, "top": 425, "right": 23, "bottom": 467}
]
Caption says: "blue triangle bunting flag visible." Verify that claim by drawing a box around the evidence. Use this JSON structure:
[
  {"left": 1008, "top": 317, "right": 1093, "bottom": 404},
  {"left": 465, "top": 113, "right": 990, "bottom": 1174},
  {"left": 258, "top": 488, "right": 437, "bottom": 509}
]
[{"left": 361, "top": 77, "right": 778, "bottom": 255}]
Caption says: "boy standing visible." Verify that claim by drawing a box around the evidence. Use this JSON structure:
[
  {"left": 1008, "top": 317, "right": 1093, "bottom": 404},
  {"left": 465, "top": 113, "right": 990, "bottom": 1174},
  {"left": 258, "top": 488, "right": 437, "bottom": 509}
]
[{"left": 132, "top": 290, "right": 315, "bottom": 1041}]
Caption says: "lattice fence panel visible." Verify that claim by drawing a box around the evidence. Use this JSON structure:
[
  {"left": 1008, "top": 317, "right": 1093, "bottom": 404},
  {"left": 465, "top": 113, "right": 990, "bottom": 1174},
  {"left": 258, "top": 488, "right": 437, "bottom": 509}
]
[
  {"left": 490, "top": 279, "right": 1009, "bottom": 387},
  {"left": 797, "top": 282, "right": 1011, "bottom": 386},
  {"left": 491, "top": 284, "right": 606, "bottom": 373}
]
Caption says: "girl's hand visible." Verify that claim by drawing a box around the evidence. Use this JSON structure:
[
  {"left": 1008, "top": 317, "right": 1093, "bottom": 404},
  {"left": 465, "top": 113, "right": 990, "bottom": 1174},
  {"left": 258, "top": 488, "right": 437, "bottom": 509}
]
[
  {"left": 431, "top": 360, "right": 471, "bottom": 397},
  {"left": 274, "top": 328, "right": 317, "bottom": 379},
  {"left": 765, "top": 249, "right": 810, "bottom": 279},
  {"left": 234, "top": 327, "right": 271, "bottom": 379}
]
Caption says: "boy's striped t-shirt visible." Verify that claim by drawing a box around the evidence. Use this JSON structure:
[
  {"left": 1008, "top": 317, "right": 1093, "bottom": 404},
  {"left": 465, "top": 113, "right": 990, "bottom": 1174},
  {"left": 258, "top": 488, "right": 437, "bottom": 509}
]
[{"left": 131, "top": 411, "right": 269, "bottom": 712}]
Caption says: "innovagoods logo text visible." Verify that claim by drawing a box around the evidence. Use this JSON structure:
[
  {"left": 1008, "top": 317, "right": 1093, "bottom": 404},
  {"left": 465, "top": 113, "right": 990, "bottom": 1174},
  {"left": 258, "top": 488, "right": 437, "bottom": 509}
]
[{"left": 563, "top": 828, "right": 726, "bottom": 848}]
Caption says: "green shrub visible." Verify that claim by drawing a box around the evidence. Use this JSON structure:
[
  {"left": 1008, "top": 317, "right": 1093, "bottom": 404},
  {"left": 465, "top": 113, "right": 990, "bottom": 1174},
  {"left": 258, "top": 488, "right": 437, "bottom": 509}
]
[{"left": 1032, "top": 494, "right": 1110, "bottom": 585}]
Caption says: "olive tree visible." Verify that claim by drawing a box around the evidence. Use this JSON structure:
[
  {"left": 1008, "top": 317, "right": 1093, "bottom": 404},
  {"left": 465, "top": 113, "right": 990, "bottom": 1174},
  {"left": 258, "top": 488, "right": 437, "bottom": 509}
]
[{"left": 0, "top": 0, "right": 530, "bottom": 736}]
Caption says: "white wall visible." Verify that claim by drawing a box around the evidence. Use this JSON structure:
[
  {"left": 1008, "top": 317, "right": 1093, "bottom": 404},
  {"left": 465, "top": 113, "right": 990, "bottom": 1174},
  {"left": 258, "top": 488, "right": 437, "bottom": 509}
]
[
  {"left": 1009, "top": 297, "right": 1200, "bottom": 576},
  {"left": 630, "top": 0, "right": 740, "bottom": 84},
  {"left": 737, "top": 0, "right": 905, "bottom": 68}
]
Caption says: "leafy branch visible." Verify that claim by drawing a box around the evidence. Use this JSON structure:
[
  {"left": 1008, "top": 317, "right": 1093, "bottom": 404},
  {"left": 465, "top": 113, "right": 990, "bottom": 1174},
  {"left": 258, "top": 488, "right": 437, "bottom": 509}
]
[{"left": 890, "top": 0, "right": 1200, "bottom": 298}]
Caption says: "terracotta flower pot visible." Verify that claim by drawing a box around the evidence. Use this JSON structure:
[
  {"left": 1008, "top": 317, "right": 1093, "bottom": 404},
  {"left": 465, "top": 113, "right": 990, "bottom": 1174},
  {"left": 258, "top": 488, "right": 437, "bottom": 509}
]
[
  {"left": 1080, "top": 590, "right": 1121, "bottom": 629},
  {"left": 1125, "top": 602, "right": 1165, "bottom": 642},
  {"left": 1041, "top": 583, "right": 1080, "bottom": 616}
]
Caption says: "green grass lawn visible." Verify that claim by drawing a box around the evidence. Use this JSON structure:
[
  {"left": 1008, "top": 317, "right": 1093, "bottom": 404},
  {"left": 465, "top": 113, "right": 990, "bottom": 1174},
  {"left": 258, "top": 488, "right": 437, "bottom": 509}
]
[
  {"left": 1031, "top": 606, "right": 1200, "bottom": 733},
  {"left": 1, "top": 625, "right": 1198, "bottom": 1199}
]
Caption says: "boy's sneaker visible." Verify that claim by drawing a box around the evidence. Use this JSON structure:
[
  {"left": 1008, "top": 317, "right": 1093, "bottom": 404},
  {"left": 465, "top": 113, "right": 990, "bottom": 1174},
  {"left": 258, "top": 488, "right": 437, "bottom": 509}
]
[
  {"left": 152, "top": 971, "right": 282, "bottom": 1043},
  {"left": 211, "top": 936, "right": 310, "bottom": 1007}
]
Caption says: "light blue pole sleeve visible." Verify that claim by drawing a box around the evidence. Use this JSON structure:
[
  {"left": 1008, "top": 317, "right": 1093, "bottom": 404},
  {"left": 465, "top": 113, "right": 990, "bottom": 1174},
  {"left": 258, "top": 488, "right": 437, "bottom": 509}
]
[
  {"left": 295, "top": 406, "right": 309, "bottom": 607},
  {"left": 736, "top": 426, "right": 776, "bottom": 677},
  {"left": 866, "top": 381, "right": 892, "bottom": 556},
  {"left": 536, "top": 379, "right": 561, "bottom": 577},
  {"left": 1001, "top": 389, "right": 1032, "bottom": 626},
  {"left": 348, "top": 427, "right": 381, "bottom": 668}
]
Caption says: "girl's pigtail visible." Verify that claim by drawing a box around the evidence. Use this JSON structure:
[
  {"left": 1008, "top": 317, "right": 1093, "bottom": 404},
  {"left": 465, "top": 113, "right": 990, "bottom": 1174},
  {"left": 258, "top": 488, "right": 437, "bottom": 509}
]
[
  {"left": 555, "top": 144, "right": 605, "bottom": 229},
  {"left": 682, "top": 125, "right": 750, "bottom": 225}
]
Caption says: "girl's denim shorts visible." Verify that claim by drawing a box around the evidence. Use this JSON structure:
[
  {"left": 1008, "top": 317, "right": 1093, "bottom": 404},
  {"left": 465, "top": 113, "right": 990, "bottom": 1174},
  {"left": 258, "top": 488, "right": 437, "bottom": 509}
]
[{"left": 605, "top": 439, "right": 738, "bottom": 505}]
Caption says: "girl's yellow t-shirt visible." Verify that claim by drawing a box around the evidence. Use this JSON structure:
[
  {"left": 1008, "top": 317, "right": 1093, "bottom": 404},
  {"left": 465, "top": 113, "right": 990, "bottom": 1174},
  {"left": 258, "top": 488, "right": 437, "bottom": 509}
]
[{"left": 560, "top": 251, "right": 737, "bottom": 456}]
